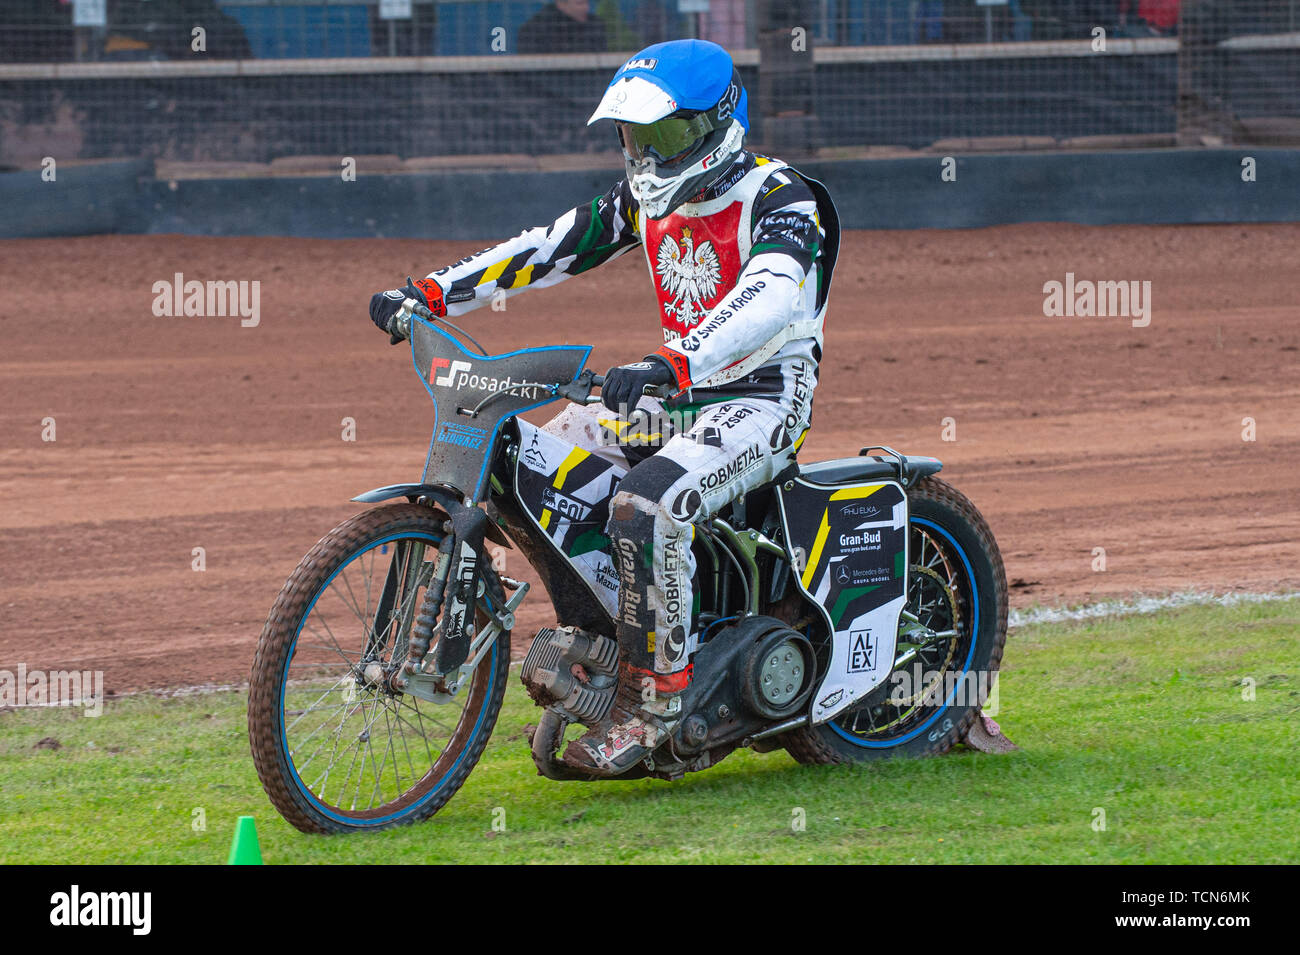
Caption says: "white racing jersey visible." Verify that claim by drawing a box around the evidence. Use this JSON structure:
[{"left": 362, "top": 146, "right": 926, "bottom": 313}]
[{"left": 423, "top": 151, "right": 839, "bottom": 414}]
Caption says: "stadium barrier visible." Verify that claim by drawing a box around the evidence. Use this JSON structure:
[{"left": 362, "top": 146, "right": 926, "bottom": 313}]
[
  {"left": 2, "top": 2, "right": 1298, "bottom": 167},
  {"left": 3, "top": 33, "right": 1298, "bottom": 166},
  {"left": 3, "top": 3, "right": 1296, "bottom": 237},
  {"left": 4, "top": 147, "right": 1297, "bottom": 240}
]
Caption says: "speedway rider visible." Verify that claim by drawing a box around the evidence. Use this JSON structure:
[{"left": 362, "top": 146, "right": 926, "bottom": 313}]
[{"left": 369, "top": 39, "right": 839, "bottom": 777}]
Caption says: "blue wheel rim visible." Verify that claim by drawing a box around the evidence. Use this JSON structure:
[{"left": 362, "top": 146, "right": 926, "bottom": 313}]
[{"left": 277, "top": 531, "right": 498, "bottom": 826}]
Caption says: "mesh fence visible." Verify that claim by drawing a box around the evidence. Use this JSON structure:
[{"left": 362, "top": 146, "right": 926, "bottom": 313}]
[{"left": 1, "top": 1, "right": 1297, "bottom": 168}]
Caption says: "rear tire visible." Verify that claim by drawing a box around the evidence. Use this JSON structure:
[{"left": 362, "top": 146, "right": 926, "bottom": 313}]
[{"left": 783, "top": 476, "right": 1007, "bottom": 764}]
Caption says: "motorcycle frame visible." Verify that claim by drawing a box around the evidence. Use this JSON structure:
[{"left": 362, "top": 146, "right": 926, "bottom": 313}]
[{"left": 355, "top": 305, "right": 927, "bottom": 727}]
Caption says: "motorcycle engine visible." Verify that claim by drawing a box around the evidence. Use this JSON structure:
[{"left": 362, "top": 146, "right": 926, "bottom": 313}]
[
  {"left": 673, "top": 616, "right": 816, "bottom": 757},
  {"left": 520, "top": 626, "right": 619, "bottom": 724}
]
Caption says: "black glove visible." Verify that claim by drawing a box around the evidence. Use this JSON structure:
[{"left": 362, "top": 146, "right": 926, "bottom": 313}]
[
  {"left": 369, "top": 277, "right": 446, "bottom": 344},
  {"left": 602, "top": 356, "right": 675, "bottom": 413}
]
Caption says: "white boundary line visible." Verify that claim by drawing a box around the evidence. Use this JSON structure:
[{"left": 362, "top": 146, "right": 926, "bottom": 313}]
[{"left": 1008, "top": 589, "right": 1300, "bottom": 628}]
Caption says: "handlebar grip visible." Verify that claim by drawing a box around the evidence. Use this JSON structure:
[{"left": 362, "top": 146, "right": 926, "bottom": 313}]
[
  {"left": 390, "top": 299, "right": 439, "bottom": 343},
  {"left": 585, "top": 374, "right": 664, "bottom": 396},
  {"left": 391, "top": 309, "right": 412, "bottom": 341},
  {"left": 582, "top": 381, "right": 672, "bottom": 405}
]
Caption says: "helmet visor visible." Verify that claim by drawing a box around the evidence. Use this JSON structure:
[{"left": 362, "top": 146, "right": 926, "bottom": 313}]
[{"left": 617, "top": 111, "right": 718, "bottom": 165}]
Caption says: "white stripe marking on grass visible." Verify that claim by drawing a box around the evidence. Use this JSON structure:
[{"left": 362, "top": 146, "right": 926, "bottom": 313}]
[{"left": 1009, "top": 589, "right": 1300, "bottom": 629}]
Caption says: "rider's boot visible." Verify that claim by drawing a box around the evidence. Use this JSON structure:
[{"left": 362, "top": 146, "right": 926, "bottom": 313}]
[{"left": 561, "top": 662, "right": 686, "bottom": 776}]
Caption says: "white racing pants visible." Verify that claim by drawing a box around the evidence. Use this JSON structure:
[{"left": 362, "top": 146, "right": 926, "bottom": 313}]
[{"left": 541, "top": 392, "right": 810, "bottom": 690}]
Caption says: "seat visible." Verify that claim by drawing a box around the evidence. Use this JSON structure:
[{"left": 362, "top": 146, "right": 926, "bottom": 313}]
[{"left": 797, "top": 453, "right": 943, "bottom": 487}]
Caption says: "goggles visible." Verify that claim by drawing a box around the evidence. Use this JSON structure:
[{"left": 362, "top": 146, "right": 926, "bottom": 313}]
[{"left": 616, "top": 108, "right": 721, "bottom": 165}]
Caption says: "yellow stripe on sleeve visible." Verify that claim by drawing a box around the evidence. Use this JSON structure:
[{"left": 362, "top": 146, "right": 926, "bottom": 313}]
[
  {"left": 509, "top": 264, "right": 534, "bottom": 288},
  {"left": 480, "top": 257, "right": 511, "bottom": 286}
]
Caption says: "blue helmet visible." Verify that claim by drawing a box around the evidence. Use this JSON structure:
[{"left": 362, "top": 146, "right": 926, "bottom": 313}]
[{"left": 589, "top": 39, "right": 748, "bottom": 219}]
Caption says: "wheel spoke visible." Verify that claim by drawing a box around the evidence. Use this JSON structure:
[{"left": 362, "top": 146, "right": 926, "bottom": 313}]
[
  {"left": 251, "top": 516, "right": 511, "bottom": 831},
  {"left": 285, "top": 534, "right": 481, "bottom": 809}
]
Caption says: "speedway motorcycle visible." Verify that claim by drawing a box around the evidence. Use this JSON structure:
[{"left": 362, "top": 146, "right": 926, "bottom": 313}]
[{"left": 249, "top": 302, "right": 1008, "bottom": 833}]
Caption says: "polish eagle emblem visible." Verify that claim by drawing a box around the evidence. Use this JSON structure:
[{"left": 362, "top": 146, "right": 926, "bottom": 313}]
[{"left": 655, "top": 226, "right": 721, "bottom": 327}]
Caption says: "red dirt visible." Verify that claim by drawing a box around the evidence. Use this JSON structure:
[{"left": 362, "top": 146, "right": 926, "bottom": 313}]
[{"left": 1, "top": 224, "right": 1297, "bottom": 693}]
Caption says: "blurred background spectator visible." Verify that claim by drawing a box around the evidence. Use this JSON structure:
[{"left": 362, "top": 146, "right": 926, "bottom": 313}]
[
  {"left": 699, "top": 0, "right": 745, "bottom": 50},
  {"left": 518, "top": 0, "right": 607, "bottom": 53},
  {"left": 103, "top": 0, "right": 252, "bottom": 60},
  {"left": 627, "top": 0, "right": 684, "bottom": 46},
  {"left": 0, "top": 0, "right": 74, "bottom": 61},
  {"left": 1137, "top": 0, "right": 1182, "bottom": 35}
]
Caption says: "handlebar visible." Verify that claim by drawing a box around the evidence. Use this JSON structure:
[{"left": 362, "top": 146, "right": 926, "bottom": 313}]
[
  {"left": 392, "top": 304, "right": 672, "bottom": 405},
  {"left": 580, "top": 372, "right": 673, "bottom": 405},
  {"left": 553, "top": 370, "right": 672, "bottom": 406}
]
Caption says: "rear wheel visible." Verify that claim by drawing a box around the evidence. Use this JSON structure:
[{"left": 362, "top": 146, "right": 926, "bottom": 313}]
[
  {"left": 783, "top": 476, "right": 1007, "bottom": 764},
  {"left": 248, "top": 503, "right": 510, "bottom": 833}
]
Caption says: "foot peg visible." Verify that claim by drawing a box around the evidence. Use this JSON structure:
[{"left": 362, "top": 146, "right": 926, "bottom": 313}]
[{"left": 520, "top": 627, "right": 619, "bottom": 724}]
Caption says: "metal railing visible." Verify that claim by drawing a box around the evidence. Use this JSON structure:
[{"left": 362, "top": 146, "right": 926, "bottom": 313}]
[{"left": 1, "top": 2, "right": 1296, "bottom": 168}]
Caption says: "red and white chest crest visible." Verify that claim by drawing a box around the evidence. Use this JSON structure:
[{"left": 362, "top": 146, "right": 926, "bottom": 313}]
[{"left": 644, "top": 201, "right": 743, "bottom": 341}]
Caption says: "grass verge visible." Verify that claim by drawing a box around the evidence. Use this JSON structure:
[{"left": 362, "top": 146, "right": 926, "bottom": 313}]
[{"left": 1, "top": 598, "right": 1296, "bottom": 863}]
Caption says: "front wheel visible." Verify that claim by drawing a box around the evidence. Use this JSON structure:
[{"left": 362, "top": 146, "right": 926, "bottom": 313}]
[
  {"left": 248, "top": 503, "right": 510, "bottom": 833},
  {"left": 783, "top": 476, "right": 1008, "bottom": 764}
]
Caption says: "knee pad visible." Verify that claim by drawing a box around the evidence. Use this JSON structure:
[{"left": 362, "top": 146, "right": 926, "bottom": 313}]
[
  {"left": 616, "top": 455, "right": 686, "bottom": 503},
  {"left": 612, "top": 455, "right": 705, "bottom": 527}
]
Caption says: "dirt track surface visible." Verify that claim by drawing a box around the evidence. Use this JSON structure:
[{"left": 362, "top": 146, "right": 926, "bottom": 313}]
[{"left": 2, "top": 224, "right": 1297, "bottom": 693}]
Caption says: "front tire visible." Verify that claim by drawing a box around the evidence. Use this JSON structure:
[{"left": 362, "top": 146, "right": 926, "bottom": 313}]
[
  {"left": 248, "top": 503, "right": 510, "bottom": 833},
  {"left": 783, "top": 476, "right": 1007, "bottom": 764}
]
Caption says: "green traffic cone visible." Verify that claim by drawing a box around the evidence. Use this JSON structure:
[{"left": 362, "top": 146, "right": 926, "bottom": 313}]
[{"left": 227, "top": 815, "right": 264, "bottom": 865}]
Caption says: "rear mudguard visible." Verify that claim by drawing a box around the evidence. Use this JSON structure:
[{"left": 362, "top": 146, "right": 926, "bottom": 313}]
[{"left": 798, "top": 451, "right": 943, "bottom": 490}]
